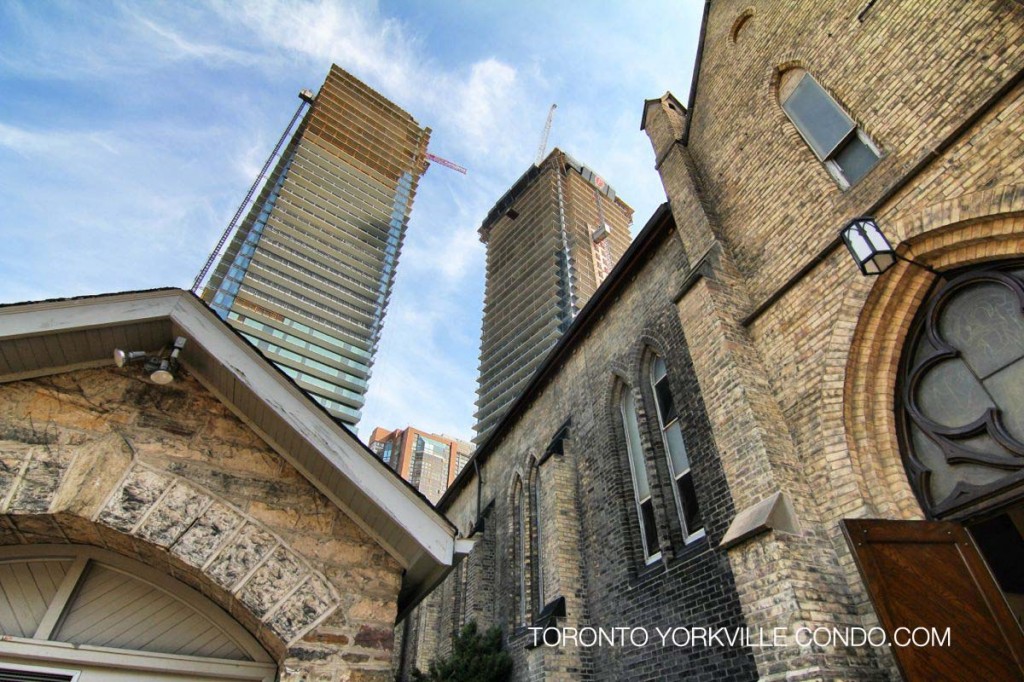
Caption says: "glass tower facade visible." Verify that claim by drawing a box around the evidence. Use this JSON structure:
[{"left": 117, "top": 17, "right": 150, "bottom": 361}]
[{"left": 203, "top": 66, "right": 431, "bottom": 428}]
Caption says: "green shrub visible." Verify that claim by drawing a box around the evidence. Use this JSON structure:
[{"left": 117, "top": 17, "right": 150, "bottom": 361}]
[{"left": 411, "top": 621, "right": 512, "bottom": 682}]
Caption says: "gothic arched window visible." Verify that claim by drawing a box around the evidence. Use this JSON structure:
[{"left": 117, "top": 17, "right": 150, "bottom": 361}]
[
  {"left": 620, "top": 385, "right": 661, "bottom": 563},
  {"left": 778, "top": 68, "right": 881, "bottom": 188},
  {"left": 512, "top": 476, "right": 528, "bottom": 626},
  {"left": 531, "top": 464, "right": 544, "bottom": 607},
  {"left": 650, "top": 356, "right": 704, "bottom": 543},
  {"left": 899, "top": 262, "right": 1024, "bottom": 517}
]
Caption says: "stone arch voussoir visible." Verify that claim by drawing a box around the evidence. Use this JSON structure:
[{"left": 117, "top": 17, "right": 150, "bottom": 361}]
[{"left": 0, "top": 441, "right": 341, "bottom": 657}]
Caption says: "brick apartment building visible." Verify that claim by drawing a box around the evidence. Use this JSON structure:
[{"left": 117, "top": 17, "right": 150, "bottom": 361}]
[
  {"left": 369, "top": 426, "right": 473, "bottom": 503},
  {"left": 399, "top": 1, "right": 1024, "bottom": 680}
]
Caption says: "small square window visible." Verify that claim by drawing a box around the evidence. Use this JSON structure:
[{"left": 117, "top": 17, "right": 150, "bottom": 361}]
[{"left": 830, "top": 130, "right": 881, "bottom": 186}]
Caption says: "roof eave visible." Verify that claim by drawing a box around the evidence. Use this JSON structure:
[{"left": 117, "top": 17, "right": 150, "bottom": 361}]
[{"left": 0, "top": 289, "right": 457, "bottom": 595}]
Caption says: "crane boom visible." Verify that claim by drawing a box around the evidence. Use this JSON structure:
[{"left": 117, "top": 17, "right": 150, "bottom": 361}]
[
  {"left": 535, "top": 103, "right": 557, "bottom": 166},
  {"left": 425, "top": 152, "right": 468, "bottom": 175},
  {"left": 191, "top": 90, "right": 314, "bottom": 294}
]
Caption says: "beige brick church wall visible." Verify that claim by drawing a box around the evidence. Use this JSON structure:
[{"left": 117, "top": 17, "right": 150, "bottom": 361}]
[{"left": 648, "top": 0, "right": 1024, "bottom": 678}]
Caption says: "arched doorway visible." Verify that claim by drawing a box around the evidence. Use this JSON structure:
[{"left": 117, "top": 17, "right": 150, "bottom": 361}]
[
  {"left": 0, "top": 545, "right": 276, "bottom": 681},
  {"left": 896, "top": 259, "right": 1024, "bottom": 626},
  {"left": 843, "top": 258, "right": 1024, "bottom": 679}
]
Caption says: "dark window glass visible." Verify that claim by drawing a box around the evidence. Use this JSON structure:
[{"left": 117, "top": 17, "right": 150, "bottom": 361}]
[
  {"left": 782, "top": 74, "right": 854, "bottom": 159},
  {"left": 654, "top": 377, "right": 678, "bottom": 423},
  {"left": 833, "top": 133, "right": 879, "bottom": 185},
  {"left": 678, "top": 473, "right": 703, "bottom": 532},
  {"left": 0, "top": 668, "right": 75, "bottom": 681},
  {"left": 651, "top": 357, "right": 703, "bottom": 542},
  {"left": 970, "top": 513, "right": 1024, "bottom": 594},
  {"left": 640, "top": 499, "right": 659, "bottom": 556}
]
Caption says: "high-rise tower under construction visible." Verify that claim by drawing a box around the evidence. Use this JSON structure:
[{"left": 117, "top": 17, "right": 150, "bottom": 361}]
[
  {"left": 474, "top": 149, "right": 633, "bottom": 444},
  {"left": 200, "top": 65, "right": 431, "bottom": 428}
]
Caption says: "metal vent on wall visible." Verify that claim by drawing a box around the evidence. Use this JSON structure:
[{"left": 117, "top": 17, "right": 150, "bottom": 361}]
[{"left": 0, "top": 669, "right": 75, "bottom": 682}]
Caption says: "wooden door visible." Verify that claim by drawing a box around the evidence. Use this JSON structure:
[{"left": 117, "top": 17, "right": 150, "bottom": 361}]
[{"left": 843, "top": 519, "right": 1024, "bottom": 681}]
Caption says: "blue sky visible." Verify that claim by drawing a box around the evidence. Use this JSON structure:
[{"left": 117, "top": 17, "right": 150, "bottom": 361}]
[{"left": 0, "top": 0, "right": 702, "bottom": 443}]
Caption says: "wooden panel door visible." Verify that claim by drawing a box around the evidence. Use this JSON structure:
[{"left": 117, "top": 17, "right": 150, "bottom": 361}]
[{"left": 843, "top": 519, "right": 1024, "bottom": 681}]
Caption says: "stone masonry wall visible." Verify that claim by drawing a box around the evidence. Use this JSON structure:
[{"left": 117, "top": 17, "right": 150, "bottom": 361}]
[
  {"left": 645, "top": 0, "right": 1024, "bottom": 679},
  {"left": 0, "top": 367, "right": 403, "bottom": 682},
  {"left": 401, "top": 217, "right": 759, "bottom": 681}
]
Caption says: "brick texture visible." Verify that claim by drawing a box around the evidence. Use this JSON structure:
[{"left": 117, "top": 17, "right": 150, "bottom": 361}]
[
  {"left": 652, "top": 1, "right": 1024, "bottom": 679},
  {"left": 400, "top": 219, "right": 758, "bottom": 681},
  {"left": 398, "top": 3, "right": 1024, "bottom": 680}
]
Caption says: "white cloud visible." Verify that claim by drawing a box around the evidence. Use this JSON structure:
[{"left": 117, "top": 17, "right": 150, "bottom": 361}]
[
  {"left": 209, "top": 0, "right": 534, "bottom": 162},
  {"left": 213, "top": 0, "right": 420, "bottom": 90},
  {"left": 132, "top": 14, "right": 256, "bottom": 65},
  {"left": 448, "top": 59, "right": 520, "bottom": 153},
  {"left": 0, "top": 122, "right": 119, "bottom": 157}
]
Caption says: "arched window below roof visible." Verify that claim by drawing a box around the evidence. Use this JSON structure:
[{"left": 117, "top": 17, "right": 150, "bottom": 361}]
[
  {"left": 650, "top": 355, "right": 704, "bottom": 543},
  {"left": 620, "top": 386, "right": 661, "bottom": 563},
  {"left": 778, "top": 68, "right": 881, "bottom": 188}
]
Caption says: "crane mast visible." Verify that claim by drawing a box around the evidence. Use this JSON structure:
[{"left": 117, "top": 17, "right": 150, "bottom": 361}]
[
  {"left": 535, "top": 103, "right": 557, "bottom": 166},
  {"left": 191, "top": 89, "right": 315, "bottom": 294}
]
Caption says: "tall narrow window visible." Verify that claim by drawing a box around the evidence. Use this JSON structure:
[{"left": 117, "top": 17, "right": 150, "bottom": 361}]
[
  {"left": 620, "top": 388, "right": 661, "bottom": 562},
  {"left": 780, "top": 70, "right": 880, "bottom": 187},
  {"left": 651, "top": 357, "right": 704, "bottom": 543},
  {"left": 532, "top": 468, "right": 544, "bottom": 606},
  {"left": 515, "top": 481, "right": 527, "bottom": 625}
]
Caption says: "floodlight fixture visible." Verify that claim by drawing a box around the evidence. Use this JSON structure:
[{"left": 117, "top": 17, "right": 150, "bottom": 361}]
[
  {"left": 112, "top": 337, "right": 188, "bottom": 385},
  {"left": 113, "top": 349, "right": 148, "bottom": 368}
]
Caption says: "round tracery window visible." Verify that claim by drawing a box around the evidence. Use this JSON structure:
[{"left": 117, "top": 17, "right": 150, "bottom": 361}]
[{"left": 899, "top": 261, "right": 1024, "bottom": 517}]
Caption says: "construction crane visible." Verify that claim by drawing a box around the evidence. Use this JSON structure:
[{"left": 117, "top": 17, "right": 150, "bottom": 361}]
[
  {"left": 425, "top": 152, "right": 467, "bottom": 175},
  {"left": 535, "top": 103, "right": 557, "bottom": 166},
  {"left": 191, "top": 89, "right": 316, "bottom": 294}
]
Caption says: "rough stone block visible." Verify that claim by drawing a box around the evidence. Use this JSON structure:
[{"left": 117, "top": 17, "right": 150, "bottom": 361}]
[
  {"left": 170, "top": 500, "right": 244, "bottom": 568},
  {"left": 208, "top": 521, "right": 277, "bottom": 590},
  {"left": 98, "top": 466, "right": 171, "bottom": 533},
  {"left": 239, "top": 544, "right": 307, "bottom": 617},
  {"left": 269, "top": 573, "right": 336, "bottom": 643}
]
